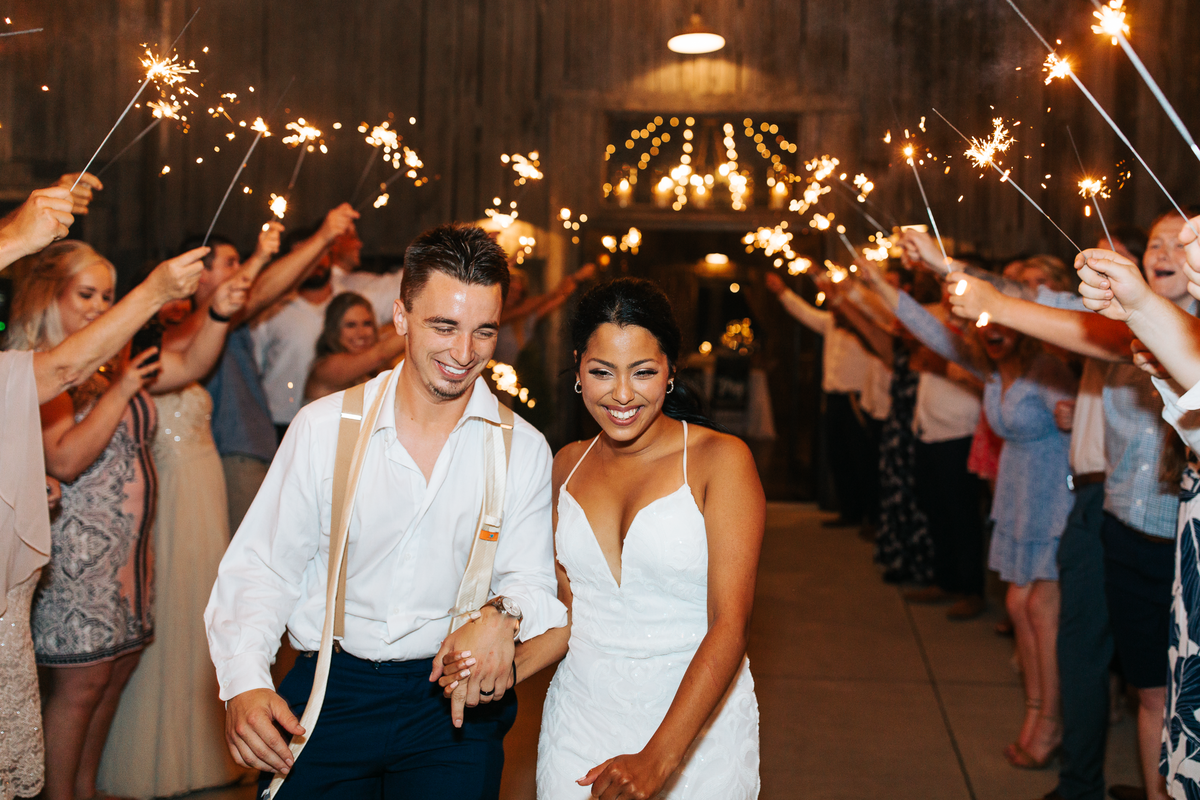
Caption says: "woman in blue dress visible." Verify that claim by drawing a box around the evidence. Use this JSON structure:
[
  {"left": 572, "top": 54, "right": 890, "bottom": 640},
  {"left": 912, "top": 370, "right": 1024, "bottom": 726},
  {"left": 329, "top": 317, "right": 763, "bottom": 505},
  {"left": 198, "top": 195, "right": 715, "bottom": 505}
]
[{"left": 862, "top": 263, "right": 1077, "bottom": 769}]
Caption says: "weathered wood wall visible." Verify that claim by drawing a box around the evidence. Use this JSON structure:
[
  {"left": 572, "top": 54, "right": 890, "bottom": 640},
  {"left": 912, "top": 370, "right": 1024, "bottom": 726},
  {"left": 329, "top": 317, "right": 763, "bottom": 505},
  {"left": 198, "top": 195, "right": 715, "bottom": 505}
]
[{"left": 2, "top": 0, "right": 1197, "bottom": 268}]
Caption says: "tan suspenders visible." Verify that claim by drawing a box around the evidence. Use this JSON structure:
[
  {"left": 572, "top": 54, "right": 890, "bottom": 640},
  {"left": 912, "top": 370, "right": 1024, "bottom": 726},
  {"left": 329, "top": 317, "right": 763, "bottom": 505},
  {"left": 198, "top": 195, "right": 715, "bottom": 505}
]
[{"left": 267, "top": 376, "right": 515, "bottom": 799}]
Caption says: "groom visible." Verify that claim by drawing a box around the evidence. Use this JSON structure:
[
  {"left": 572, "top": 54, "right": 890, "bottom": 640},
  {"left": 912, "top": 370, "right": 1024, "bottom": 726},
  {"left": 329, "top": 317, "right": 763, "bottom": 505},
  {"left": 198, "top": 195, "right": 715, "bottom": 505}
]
[{"left": 205, "top": 224, "right": 566, "bottom": 799}]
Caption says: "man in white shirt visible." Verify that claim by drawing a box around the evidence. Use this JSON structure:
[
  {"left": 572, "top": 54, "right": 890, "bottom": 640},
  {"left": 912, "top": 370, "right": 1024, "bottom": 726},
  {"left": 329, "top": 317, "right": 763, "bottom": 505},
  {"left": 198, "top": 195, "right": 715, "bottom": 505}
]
[{"left": 206, "top": 224, "right": 567, "bottom": 799}]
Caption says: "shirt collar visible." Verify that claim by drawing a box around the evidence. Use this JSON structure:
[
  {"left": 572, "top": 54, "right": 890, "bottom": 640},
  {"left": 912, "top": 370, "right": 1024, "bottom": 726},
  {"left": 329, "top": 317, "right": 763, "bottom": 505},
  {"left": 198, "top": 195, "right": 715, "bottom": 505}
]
[{"left": 371, "top": 360, "right": 501, "bottom": 435}]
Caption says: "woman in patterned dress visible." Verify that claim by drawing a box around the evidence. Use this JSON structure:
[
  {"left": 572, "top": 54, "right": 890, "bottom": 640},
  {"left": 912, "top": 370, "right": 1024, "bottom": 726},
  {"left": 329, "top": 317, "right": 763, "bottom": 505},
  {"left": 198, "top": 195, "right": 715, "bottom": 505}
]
[{"left": 8, "top": 241, "right": 244, "bottom": 800}]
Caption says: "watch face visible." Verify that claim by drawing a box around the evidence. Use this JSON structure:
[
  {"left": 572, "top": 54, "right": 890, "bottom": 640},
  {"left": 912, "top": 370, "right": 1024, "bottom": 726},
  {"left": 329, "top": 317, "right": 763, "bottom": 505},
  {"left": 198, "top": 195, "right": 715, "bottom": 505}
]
[{"left": 502, "top": 597, "right": 522, "bottom": 618}]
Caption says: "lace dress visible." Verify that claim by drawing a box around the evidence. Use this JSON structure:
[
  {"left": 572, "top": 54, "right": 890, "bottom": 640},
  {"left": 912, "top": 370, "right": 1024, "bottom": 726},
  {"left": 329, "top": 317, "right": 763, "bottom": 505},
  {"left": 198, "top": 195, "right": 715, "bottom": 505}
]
[
  {"left": 1, "top": 574, "right": 42, "bottom": 800},
  {"left": 32, "top": 380, "right": 157, "bottom": 665},
  {"left": 98, "top": 384, "right": 248, "bottom": 796},
  {"left": 537, "top": 423, "right": 760, "bottom": 799}
]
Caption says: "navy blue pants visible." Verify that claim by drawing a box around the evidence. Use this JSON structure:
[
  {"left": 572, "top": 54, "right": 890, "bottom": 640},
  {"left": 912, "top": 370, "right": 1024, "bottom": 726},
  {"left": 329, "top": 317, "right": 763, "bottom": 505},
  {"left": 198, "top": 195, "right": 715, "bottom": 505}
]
[
  {"left": 1054, "top": 483, "right": 1111, "bottom": 800},
  {"left": 264, "top": 650, "right": 517, "bottom": 799},
  {"left": 914, "top": 437, "right": 984, "bottom": 596}
]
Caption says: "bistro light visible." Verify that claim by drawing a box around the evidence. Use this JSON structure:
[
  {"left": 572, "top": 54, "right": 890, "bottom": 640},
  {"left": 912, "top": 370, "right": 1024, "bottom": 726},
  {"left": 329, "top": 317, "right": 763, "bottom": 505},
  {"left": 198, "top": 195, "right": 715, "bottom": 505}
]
[{"left": 667, "top": 13, "right": 725, "bottom": 54}]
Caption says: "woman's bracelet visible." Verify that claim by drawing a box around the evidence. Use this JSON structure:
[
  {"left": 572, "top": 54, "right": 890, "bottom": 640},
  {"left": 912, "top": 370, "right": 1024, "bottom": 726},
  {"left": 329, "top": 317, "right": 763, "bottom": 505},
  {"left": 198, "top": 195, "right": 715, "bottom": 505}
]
[{"left": 208, "top": 306, "right": 233, "bottom": 323}]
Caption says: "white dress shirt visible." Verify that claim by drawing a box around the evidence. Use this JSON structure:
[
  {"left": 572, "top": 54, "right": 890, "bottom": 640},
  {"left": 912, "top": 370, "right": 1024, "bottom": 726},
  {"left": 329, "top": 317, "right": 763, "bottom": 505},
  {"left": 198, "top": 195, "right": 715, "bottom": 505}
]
[
  {"left": 251, "top": 293, "right": 330, "bottom": 425},
  {"left": 777, "top": 288, "right": 872, "bottom": 394},
  {"left": 914, "top": 371, "right": 981, "bottom": 443},
  {"left": 1154, "top": 376, "right": 1200, "bottom": 452},
  {"left": 205, "top": 363, "right": 567, "bottom": 700},
  {"left": 1070, "top": 360, "right": 1108, "bottom": 476}
]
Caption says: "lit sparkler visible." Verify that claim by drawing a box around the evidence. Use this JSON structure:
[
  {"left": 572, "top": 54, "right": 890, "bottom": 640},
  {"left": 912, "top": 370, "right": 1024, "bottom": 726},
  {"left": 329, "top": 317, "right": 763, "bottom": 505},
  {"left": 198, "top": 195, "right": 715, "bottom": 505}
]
[
  {"left": 269, "top": 193, "right": 287, "bottom": 219},
  {"left": 902, "top": 139, "right": 950, "bottom": 270},
  {"left": 502, "top": 152, "right": 543, "bottom": 184},
  {"left": 1087, "top": 0, "right": 1200, "bottom": 166},
  {"left": 283, "top": 118, "right": 323, "bottom": 195},
  {"left": 1043, "top": 53, "right": 1073, "bottom": 84},
  {"left": 1004, "top": 0, "right": 1193, "bottom": 229},
  {"left": 71, "top": 8, "right": 200, "bottom": 190},
  {"left": 933, "top": 108, "right": 1080, "bottom": 252},
  {"left": 1067, "top": 125, "right": 1116, "bottom": 251},
  {"left": 204, "top": 94, "right": 284, "bottom": 246}
]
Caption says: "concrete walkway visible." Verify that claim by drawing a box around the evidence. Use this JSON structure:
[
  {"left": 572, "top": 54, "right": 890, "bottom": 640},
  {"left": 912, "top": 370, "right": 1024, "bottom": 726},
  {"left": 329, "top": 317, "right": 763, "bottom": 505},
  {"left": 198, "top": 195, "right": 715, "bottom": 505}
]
[{"left": 200, "top": 502, "right": 1144, "bottom": 800}]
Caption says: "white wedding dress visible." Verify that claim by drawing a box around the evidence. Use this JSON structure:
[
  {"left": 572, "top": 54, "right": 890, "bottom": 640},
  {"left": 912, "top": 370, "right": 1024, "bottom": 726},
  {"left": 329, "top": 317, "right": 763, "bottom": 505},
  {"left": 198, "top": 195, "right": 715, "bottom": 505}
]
[{"left": 537, "top": 422, "right": 760, "bottom": 799}]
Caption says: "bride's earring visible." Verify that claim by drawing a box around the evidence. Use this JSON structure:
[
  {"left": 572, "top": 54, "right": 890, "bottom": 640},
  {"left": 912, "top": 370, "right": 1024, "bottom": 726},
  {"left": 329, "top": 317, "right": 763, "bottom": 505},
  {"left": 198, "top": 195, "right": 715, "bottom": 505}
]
[
  {"left": 666, "top": 379, "right": 675, "bottom": 394},
  {"left": 574, "top": 379, "right": 582, "bottom": 394}
]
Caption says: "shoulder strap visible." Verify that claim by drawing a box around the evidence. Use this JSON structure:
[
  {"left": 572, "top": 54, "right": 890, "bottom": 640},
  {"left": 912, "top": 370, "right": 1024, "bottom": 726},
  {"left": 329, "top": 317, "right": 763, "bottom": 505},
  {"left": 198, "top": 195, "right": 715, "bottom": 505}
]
[
  {"left": 447, "top": 404, "right": 515, "bottom": 633},
  {"left": 269, "top": 377, "right": 382, "bottom": 800},
  {"left": 329, "top": 383, "right": 365, "bottom": 639}
]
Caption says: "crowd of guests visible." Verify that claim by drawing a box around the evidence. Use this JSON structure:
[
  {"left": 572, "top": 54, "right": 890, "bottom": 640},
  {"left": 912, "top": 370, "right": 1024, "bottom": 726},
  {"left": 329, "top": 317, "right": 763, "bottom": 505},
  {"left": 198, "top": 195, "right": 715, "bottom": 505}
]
[
  {"left": 7, "top": 162, "right": 1200, "bottom": 800},
  {"left": 766, "top": 215, "right": 1200, "bottom": 800}
]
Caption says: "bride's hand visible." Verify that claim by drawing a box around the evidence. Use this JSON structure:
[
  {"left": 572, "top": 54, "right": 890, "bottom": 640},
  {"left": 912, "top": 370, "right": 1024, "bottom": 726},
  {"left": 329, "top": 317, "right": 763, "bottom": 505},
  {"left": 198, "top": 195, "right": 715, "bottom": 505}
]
[
  {"left": 578, "top": 750, "right": 673, "bottom": 799},
  {"left": 436, "top": 651, "right": 477, "bottom": 695}
]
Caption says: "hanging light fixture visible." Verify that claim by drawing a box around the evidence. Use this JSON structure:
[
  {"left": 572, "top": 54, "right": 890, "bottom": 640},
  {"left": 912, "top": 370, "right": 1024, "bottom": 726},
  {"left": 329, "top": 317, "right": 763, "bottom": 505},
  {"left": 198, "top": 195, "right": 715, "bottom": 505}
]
[{"left": 667, "top": 12, "right": 725, "bottom": 54}]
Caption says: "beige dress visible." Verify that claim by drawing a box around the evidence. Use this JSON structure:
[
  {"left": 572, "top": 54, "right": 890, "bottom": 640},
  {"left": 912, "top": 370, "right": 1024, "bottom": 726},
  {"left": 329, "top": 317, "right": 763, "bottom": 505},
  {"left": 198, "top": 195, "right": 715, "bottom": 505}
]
[
  {"left": 98, "top": 384, "right": 247, "bottom": 796},
  {"left": 0, "top": 352, "right": 52, "bottom": 800}
]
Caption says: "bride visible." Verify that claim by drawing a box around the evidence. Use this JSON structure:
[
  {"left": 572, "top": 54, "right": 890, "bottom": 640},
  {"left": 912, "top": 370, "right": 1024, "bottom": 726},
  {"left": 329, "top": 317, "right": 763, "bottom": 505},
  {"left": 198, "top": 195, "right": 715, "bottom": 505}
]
[{"left": 440, "top": 277, "right": 763, "bottom": 799}]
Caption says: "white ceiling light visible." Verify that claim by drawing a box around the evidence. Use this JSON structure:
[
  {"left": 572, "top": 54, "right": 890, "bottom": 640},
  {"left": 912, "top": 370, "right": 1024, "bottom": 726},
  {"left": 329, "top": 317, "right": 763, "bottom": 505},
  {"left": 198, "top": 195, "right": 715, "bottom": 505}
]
[{"left": 668, "top": 13, "right": 725, "bottom": 54}]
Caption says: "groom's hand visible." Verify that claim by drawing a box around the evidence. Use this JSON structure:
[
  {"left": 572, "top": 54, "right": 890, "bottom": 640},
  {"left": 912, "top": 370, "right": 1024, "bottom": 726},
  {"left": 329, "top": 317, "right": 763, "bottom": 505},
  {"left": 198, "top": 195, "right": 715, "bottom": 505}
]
[
  {"left": 432, "top": 606, "right": 517, "bottom": 727},
  {"left": 226, "top": 688, "right": 305, "bottom": 774}
]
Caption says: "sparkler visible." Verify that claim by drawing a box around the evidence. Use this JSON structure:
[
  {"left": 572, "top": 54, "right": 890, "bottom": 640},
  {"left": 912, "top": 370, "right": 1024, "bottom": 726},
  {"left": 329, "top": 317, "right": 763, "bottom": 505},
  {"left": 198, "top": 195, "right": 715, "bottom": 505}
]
[
  {"left": 71, "top": 8, "right": 199, "bottom": 191},
  {"left": 902, "top": 140, "right": 950, "bottom": 270},
  {"left": 1066, "top": 125, "right": 1115, "bottom": 251},
  {"left": 283, "top": 118, "right": 322, "bottom": 194},
  {"left": 0, "top": 27, "right": 42, "bottom": 37},
  {"left": 1003, "top": 0, "right": 1193, "bottom": 230},
  {"left": 932, "top": 109, "right": 1080, "bottom": 252},
  {"left": 95, "top": 99, "right": 183, "bottom": 177},
  {"left": 1088, "top": 0, "right": 1200, "bottom": 165},
  {"left": 203, "top": 116, "right": 271, "bottom": 246},
  {"left": 836, "top": 226, "right": 859, "bottom": 261}
]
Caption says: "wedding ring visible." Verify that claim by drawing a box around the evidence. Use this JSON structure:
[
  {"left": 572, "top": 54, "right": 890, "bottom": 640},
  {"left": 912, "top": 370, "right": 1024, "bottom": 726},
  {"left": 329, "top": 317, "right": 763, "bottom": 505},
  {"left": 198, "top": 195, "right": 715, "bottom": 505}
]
[{"left": 479, "top": 688, "right": 494, "bottom": 696}]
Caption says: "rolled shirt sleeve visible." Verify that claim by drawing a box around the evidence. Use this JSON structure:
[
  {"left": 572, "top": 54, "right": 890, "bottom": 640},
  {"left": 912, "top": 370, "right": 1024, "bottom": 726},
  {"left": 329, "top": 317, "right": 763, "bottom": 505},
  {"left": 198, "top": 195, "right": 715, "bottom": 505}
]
[
  {"left": 1154, "top": 376, "right": 1200, "bottom": 453},
  {"left": 490, "top": 421, "right": 568, "bottom": 642}
]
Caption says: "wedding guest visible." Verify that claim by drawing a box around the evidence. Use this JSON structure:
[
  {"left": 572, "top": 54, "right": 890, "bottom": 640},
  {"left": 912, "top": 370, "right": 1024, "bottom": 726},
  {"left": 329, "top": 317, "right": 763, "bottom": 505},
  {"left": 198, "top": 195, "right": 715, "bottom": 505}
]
[
  {"left": 303, "top": 291, "right": 406, "bottom": 402},
  {"left": 0, "top": 184, "right": 203, "bottom": 800},
  {"left": 9, "top": 238, "right": 242, "bottom": 800},
  {"left": 862, "top": 259, "right": 1077, "bottom": 770}
]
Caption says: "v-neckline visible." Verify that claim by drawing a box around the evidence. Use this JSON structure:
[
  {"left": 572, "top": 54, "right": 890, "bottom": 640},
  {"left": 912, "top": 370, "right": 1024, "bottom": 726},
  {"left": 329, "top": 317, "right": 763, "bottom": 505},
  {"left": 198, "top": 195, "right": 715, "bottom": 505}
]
[{"left": 561, "top": 484, "right": 690, "bottom": 589}]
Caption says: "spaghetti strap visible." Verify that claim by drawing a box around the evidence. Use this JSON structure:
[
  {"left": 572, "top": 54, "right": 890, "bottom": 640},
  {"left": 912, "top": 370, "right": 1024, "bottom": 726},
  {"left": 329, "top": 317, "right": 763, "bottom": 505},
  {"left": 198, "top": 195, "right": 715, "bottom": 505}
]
[
  {"left": 682, "top": 421, "right": 689, "bottom": 486},
  {"left": 563, "top": 435, "right": 601, "bottom": 490}
]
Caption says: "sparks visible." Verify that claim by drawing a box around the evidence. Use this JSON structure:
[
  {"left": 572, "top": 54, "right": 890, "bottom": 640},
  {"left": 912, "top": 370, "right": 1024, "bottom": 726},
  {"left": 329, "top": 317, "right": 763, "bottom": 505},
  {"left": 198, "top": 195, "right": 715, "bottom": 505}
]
[
  {"left": 965, "top": 118, "right": 1015, "bottom": 169},
  {"left": 148, "top": 98, "right": 181, "bottom": 119},
  {"left": 141, "top": 50, "right": 198, "bottom": 97},
  {"left": 373, "top": 192, "right": 389, "bottom": 209},
  {"left": 1092, "top": 0, "right": 1129, "bottom": 45},
  {"left": 249, "top": 117, "right": 271, "bottom": 136},
  {"left": 282, "top": 118, "right": 321, "bottom": 147},
  {"left": 1078, "top": 177, "right": 1110, "bottom": 199},
  {"left": 1042, "top": 53, "right": 1073, "bottom": 84},
  {"left": 269, "top": 193, "right": 287, "bottom": 219},
  {"left": 504, "top": 152, "right": 544, "bottom": 182},
  {"left": 365, "top": 123, "right": 399, "bottom": 151}
]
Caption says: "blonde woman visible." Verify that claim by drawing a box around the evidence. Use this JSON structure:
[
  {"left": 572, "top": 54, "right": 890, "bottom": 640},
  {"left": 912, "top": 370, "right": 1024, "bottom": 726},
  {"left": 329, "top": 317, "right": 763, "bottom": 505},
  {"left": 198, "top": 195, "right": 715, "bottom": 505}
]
[{"left": 9, "top": 240, "right": 245, "bottom": 800}]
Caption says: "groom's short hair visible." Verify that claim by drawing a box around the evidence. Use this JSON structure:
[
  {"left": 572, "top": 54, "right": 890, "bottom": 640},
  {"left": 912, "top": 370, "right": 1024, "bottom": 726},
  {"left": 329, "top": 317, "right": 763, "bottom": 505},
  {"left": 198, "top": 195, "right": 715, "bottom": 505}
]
[{"left": 400, "top": 224, "right": 509, "bottom": 310}]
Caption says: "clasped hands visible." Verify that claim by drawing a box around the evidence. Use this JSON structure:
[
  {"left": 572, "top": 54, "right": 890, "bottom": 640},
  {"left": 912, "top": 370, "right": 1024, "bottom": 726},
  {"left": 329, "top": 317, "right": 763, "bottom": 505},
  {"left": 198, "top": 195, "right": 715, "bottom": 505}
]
[{"left": 430, "top": 604, "right": 518, "bottom": 728}]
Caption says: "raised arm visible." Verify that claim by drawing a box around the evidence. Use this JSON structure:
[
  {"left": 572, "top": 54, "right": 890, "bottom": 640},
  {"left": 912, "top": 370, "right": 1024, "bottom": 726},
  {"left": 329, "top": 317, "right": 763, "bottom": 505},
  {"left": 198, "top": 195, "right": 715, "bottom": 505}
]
[
  {"left": 500, "top": 263, "right": 597, "bottom": 326},
  {"left": 240, "top": 206, "right": 359, "bottom": 323},
  {"left": 1075, "top": 248, "right": 1200, "bottom": 387},
  {"left": 303, "top": 327, "right": 406, "bottom": 401},
  {"left": 765, "top": 271, "right": 831, "bottom": 335},
  {"left": 152, "top": 272, "right": 251, "bottom": 394},
  {"left": 580, "top": 432, "right": 765, "bottom": 798},
  {"left": 947, "top": 270, "right": 1133, "bottom": 362},
  {"left": 32, "top": 249, "right": 207, "bottom": 403}
]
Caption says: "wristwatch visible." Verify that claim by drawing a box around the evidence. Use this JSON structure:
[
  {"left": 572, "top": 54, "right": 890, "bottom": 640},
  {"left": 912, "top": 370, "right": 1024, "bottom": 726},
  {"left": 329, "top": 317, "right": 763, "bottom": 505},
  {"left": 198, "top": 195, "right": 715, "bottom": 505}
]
[{"left": 484, "top": 595, "right": 523, "bottom": 640}]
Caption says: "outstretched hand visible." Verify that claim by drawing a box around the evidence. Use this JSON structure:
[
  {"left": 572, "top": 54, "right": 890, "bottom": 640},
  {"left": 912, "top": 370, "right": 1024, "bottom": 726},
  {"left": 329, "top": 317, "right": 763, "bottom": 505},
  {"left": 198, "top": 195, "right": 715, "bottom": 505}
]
[
  {"left": 1177, "top": 214, "right": 1200, "bottom": 302},
  {"left": 900, "top": 229, "right": 947, "bottom": 274},
  {"left": 319, "top": 204, "right": 360, "bottom": 244},
  {"left": 579, "top": 750, "right": 674, "bottom": 800},
  {"left": 0, "top": 186, "right": 75, "bottom": 267},
  {"left": 254, "top": 220, "right": 284, "bottom": 263},
  {"left": 1073, "top": 248, "right": 1152, "bottom": 321},
  {"left": 1130, "top": 338, "right": 1170, "bottom": 379},
  {"left": 55, "top": 172, "right": 103, "bottom": 215},
  {"left": 946, "top": 271, "right": 1000, "bottom": 322},
  {"left": 144, "top": 247, "right": 209, "bottom": 304},
  {"left": 212, "top": 272, "right": 253, "bottom": 319}
]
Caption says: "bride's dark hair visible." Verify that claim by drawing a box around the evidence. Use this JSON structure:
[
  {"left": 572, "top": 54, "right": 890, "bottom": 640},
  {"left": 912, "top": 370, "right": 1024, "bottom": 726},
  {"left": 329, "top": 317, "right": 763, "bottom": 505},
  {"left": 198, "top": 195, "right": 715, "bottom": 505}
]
[{"left": 571, "top": 277, "right": 724, "bottom": 431}]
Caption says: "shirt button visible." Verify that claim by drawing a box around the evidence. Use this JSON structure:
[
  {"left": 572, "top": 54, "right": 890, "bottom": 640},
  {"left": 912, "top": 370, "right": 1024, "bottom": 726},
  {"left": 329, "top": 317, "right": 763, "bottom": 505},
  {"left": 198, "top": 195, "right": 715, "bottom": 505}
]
[
  {"left": 1146, "top": 428, "right": 1156, "bottom": 434},
  {"left": 1142, "top": 464, "right": 1150, "bottom": 471},
  {"left": 1136, "top": 499, "right": 1144, "bottom": 506}
]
